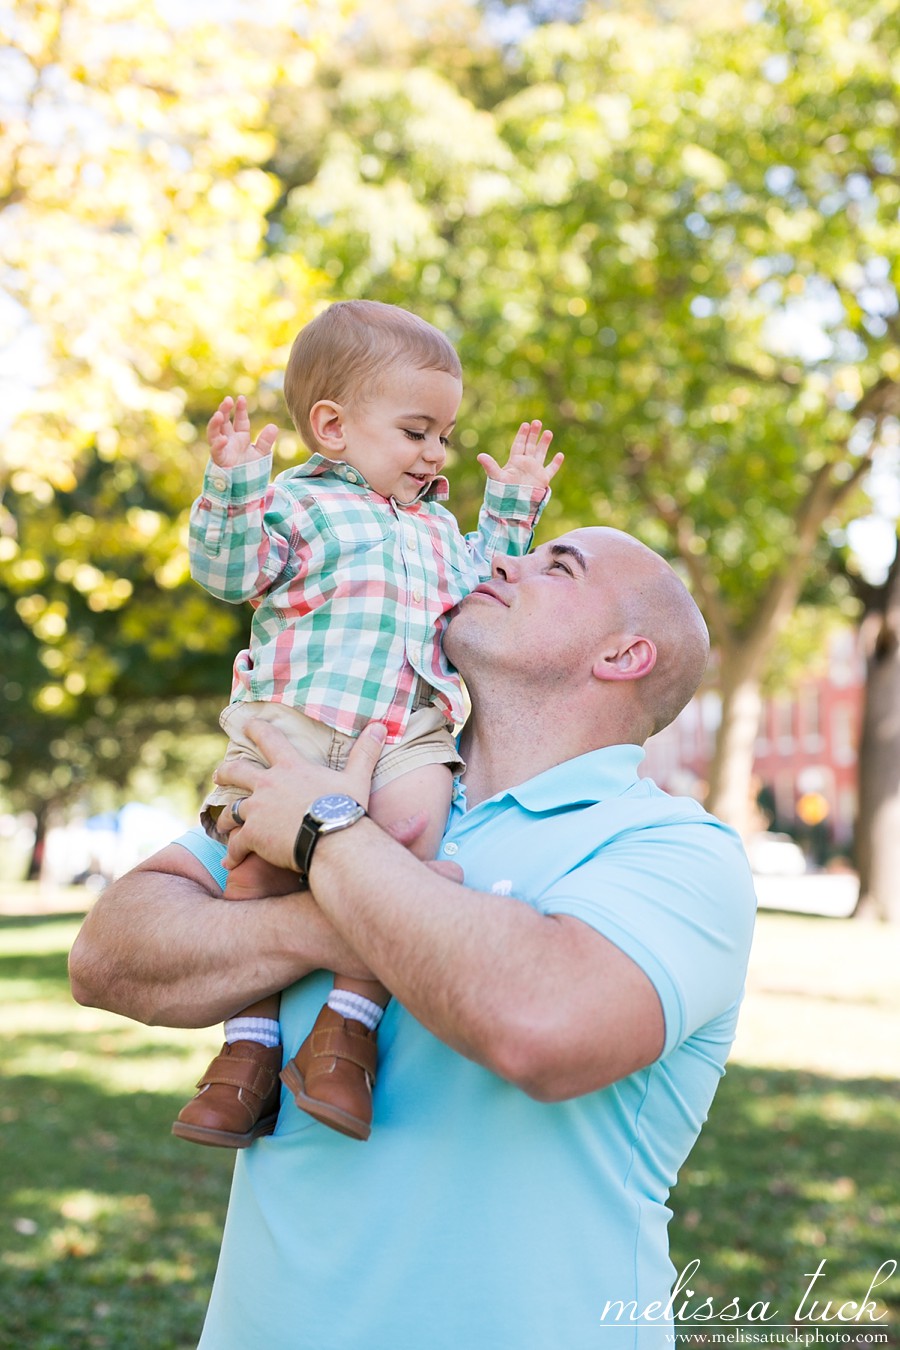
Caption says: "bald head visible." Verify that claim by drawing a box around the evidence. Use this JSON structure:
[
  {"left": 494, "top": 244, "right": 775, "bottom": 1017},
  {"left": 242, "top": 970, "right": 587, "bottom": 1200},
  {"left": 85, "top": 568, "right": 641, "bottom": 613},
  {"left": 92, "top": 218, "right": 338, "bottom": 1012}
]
[
  {"left": 565, "top": 527, "right": 710, "bottom": 739},
  {"left": 445, "top": 524, "right": 709, "bottom": 753}
]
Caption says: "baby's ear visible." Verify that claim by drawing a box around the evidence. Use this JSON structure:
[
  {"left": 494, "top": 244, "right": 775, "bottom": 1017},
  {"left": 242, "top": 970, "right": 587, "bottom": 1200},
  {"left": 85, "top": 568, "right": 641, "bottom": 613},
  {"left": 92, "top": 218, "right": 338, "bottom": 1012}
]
[{"left": 309, "top": 400, "right": 346, "bottom": 451}]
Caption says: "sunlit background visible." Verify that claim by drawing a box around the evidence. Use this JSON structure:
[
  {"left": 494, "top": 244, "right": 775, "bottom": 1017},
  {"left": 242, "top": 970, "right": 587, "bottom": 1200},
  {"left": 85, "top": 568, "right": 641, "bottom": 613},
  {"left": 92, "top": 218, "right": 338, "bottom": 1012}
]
[
  {"left": 1, "top": 5, "right": 899, "bottom": 1347},
  {"left": 2, "top": 0, "right": 900, "bottom": 907}
]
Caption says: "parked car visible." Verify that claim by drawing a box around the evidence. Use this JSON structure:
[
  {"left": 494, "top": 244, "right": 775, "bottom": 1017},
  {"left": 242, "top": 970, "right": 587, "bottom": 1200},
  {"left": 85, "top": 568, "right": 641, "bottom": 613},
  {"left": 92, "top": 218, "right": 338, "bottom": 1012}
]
[{"left": 746, "top": 831, "right": 807, "bottom": 877}]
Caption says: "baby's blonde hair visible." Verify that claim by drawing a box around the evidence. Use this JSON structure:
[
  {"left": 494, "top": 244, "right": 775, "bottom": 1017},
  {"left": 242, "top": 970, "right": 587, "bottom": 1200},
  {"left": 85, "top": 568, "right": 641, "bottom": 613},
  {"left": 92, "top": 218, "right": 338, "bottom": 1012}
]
[{"left": 283, "top": 300, "right": 462, "bottom": 450}]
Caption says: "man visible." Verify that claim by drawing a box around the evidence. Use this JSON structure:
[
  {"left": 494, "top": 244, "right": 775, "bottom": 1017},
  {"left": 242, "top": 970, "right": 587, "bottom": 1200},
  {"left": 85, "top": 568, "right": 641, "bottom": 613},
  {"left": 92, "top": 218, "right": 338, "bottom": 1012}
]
[{"left": 70, "top": 527, "right": 757, "bottom": 1350}]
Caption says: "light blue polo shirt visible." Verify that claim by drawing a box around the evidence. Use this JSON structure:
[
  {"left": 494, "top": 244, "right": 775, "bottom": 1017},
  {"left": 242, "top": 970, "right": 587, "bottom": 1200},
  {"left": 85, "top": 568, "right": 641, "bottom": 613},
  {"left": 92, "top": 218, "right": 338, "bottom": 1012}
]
[{"left": 183, "top": 744, "right": 756, "bottom": 1350}]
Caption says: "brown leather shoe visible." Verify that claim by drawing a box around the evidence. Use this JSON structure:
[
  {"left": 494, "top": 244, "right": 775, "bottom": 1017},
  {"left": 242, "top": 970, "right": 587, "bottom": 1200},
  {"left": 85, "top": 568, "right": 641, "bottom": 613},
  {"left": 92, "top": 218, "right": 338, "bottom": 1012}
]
[
  {"left": 280, "top": 1005, "right": 378, "bottom": 1141},
  {"left": 171, "top": 1041, "right": 282, "bottom": 1148}
]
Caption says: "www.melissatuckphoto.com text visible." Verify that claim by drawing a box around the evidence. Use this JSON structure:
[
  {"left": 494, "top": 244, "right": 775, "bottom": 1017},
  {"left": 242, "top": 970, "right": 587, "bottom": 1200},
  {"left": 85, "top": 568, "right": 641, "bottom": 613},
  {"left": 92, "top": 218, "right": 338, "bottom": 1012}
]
[
  {"left": 670, "top": 1332, "right": 889, "bottom": 1346},
  {"left": 597, "top": 1258, "right": 897, "bottom": 1343}
]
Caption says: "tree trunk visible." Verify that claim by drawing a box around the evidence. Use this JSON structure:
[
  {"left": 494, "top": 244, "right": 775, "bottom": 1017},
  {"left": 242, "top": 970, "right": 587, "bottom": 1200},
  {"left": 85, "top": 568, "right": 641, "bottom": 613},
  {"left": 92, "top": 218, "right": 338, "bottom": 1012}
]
[
  {"left": 26, "top": 803, "right": 48, "bottom": 881},
  {"left": 855, "top": 547, "right": 900, "bottom": 923},
  {"left": 704, "top": 651, "right": 764, "bottom": 839},
  {"left": 671, "top": 508, "right": 817, "bottom": 841}
]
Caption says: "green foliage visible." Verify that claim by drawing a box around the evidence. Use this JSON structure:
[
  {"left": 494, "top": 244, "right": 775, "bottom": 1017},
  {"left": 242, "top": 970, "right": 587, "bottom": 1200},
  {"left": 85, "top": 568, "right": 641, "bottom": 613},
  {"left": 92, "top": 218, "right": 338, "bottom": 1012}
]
[
  {"left": 0, "top": 440, "right": 244, "bottom": 809},
  {"left": 1, "top": 0, "right": 328, "bottom": 813},
  {"left": 3, "top": 0, "right": 899, "bottom": 820},
  {"left": 276, "top": 1, "right": 898, "bottom": 641}
]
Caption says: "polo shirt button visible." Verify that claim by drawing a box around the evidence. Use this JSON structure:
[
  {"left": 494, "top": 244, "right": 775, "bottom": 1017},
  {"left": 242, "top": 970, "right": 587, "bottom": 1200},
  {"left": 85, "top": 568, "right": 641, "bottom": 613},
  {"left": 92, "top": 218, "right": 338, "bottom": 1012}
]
[
  {"left": 346, "top": 471, "right": 359, "bottom": 483},
  {"left": 405, "top": 532, "right": 416, "bottom": 548},
  {"left": 443, "top": 842, "right": 459, "bottom": 856},
  {"left": 212, "top": 477, "right": 227, "bottom": 491},
  {"left": 413, "top": 588, "right": 423, "bottom": 603}
]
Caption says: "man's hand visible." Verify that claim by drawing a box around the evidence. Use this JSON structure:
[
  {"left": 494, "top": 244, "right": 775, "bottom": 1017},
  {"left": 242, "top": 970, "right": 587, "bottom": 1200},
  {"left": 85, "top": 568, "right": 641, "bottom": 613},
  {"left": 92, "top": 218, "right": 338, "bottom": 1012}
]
[
  {"left": 216, "top": 720, "right": 390, "bottom": 872},
  {"left": 477, "top": 419, "right": 563, "bottom": 490},
  {"left": 207, "top": 394, "right": 279, "bottom": 468}
]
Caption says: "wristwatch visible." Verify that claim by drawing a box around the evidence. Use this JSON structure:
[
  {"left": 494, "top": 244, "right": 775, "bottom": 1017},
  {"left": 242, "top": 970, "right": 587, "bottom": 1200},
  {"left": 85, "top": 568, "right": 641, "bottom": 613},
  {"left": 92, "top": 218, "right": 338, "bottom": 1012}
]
[{"left": 293, "top": 793, "right": 367, "bottom": 882}]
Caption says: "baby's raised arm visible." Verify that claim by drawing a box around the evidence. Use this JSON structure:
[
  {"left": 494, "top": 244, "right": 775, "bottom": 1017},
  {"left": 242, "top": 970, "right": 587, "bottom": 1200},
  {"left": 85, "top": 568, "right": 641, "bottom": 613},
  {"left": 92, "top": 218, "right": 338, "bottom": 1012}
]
[
  {"left": 190, "top": 396, "right": 292, "bottom": 602},
  {"left": 207, "top": 394, "right": 279, "bottom": 468},
  {"left": 477, "top": 419, "right": 563, "bottom": 491}
]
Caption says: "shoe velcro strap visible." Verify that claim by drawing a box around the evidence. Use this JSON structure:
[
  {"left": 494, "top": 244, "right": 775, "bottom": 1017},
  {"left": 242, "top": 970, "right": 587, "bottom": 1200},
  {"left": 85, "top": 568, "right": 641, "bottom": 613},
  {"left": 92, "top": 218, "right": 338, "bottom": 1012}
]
[
  {"left": 311, "top": 1027, "right": 378, "bottom": 1076},
  {"left": 198, "top": 1056, "right": 275, "bottom": 1097}
]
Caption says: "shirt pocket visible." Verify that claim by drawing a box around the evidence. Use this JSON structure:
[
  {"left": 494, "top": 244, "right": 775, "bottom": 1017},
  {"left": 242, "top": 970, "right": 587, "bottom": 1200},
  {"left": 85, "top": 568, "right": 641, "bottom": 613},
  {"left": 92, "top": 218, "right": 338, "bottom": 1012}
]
[{"left": 317, "top": 496, "right": 392, "bottom": 552}]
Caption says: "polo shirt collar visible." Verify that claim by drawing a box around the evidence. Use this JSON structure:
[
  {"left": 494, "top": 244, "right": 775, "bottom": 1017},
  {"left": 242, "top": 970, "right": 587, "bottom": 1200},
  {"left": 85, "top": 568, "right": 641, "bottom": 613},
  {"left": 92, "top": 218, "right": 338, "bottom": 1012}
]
[
  {"left": 491, "top": 744, "right": 646, "bottom": 813},
  {"left": 291, "top": 453, "right": 451, "bottom": 504}
]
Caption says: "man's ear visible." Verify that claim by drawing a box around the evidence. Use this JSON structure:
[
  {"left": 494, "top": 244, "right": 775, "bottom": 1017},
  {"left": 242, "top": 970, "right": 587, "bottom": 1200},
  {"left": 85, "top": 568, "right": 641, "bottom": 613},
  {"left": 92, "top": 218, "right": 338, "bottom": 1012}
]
[
  {"left": 592, "top": 635, "right": 657, "bottom": 683},
  {"left": 309, "top": 400, "right": 346, "bottom": 452}
]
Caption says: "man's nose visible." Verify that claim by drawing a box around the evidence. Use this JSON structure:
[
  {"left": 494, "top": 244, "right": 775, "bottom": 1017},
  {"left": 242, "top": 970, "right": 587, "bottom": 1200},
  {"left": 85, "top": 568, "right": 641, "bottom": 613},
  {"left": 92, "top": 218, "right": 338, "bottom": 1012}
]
[{"left": 492, "top": 554, "right": 520, "bottom": 582}]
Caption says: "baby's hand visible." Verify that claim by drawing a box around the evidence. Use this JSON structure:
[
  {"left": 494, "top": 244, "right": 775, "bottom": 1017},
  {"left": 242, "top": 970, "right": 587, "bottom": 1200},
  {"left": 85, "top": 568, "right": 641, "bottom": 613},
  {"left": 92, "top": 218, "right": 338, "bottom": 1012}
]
[
  {"left": 207, "top": 395, "right": 279, "bottom": 468},
  {"left": 477, "top": 420, "right": 563, "bottom": 490}
]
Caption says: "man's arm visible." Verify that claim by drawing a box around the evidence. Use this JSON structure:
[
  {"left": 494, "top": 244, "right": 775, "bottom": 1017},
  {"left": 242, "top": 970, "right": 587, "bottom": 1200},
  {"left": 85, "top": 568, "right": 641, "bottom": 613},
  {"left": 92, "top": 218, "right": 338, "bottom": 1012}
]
[
  {"left": 68, "top": 841, "right": 373, "bottom": 1029},
  {"left": 218, "top": 723, "right": 665, "bottom": 1102},
  {"left": 308, "top": 820, "right": 665, "bottom": 1101}
]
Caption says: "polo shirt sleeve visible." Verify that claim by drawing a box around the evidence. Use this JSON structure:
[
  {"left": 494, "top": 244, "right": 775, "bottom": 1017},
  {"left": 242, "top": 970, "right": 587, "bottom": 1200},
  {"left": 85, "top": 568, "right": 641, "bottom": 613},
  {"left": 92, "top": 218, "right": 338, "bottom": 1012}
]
[
  {"left": 536, "top": 816, "right": 757, "bottom": 1056},
  {"left": 172, "top": 827, "right": 229, "bottom": 893}
]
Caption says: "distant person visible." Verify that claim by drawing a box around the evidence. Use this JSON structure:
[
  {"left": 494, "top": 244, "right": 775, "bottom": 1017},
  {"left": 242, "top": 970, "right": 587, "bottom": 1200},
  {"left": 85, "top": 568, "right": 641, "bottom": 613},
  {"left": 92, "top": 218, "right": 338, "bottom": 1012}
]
[
  {"left": 70, "top": 525, "right": 757, "bottom": 1350},
  {"left": 174, "top": 300, "right": 561, "bottom": 1146}
]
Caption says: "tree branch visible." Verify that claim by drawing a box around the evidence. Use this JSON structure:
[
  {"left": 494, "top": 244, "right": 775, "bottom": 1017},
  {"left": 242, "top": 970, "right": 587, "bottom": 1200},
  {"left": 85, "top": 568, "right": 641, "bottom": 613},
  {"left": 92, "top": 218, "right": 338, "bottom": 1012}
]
[
  {"left": 624, "top": 447, "right": 735, "bottom": 648},
  {"left": 723, "top": 360, "right": 804, "bottom": 388},
  {"left": 0, "top": 187, "right": 27, "bottom": 215},
  {"left": 750, "top": 406, "right": 889, "bottom": 644},
  {"left": 851, "top": 376, "right": 900, "bottom": 422},
  {"left": 1, "top": 0, "right": 72, "bottom": 215}
]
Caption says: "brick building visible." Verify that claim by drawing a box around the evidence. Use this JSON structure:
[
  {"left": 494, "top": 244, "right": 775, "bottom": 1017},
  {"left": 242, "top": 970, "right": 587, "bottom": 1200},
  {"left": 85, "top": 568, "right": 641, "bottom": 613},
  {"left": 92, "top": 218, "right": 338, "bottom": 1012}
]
[{"left": 642, "top": 628, "right": 865, "bottom": 850}]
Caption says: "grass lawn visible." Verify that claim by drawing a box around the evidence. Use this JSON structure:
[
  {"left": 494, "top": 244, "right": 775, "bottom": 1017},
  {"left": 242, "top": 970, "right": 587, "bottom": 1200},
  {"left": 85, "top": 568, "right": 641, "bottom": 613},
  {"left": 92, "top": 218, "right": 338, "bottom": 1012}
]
[
  {"left": 670, "top": 912, "right": 900, "bottom": 1341},
  {"left": 1, "top": 885, "right": 898, "bottom": 1348},
  {"left": 0, "top": 887, "right": 230, "bottom": 1350}
]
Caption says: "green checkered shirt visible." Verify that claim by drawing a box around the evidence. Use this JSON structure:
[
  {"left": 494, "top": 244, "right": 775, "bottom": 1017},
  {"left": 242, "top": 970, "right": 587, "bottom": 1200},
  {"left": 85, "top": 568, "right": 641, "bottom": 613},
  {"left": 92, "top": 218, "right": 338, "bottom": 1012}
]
[{"left": 189, "top": 452, "right": 547, "bottom": 741}]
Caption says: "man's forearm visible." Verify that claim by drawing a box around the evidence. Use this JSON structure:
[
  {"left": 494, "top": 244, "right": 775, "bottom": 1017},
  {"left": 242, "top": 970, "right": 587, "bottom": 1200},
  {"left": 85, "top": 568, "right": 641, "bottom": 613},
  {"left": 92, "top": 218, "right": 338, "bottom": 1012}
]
[
  {"left": 308, "top": 820, "right": 664, "bottom": 1100},
  {"left": 210, "top": 718, "right": 664, "bottom": 1097},
  {"left": 68, "top": 844, "right": 370, "bottom": 1028}
]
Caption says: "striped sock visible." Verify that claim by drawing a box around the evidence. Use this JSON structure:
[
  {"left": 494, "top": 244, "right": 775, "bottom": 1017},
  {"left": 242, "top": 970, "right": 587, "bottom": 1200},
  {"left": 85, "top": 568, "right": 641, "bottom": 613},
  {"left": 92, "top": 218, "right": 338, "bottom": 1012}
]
[
  {"left": 224, "top": 1016, "right": 281, "bottom": 1048},
  {"left": 327, "top": 990, "right": 385, "bottom": 1031}
]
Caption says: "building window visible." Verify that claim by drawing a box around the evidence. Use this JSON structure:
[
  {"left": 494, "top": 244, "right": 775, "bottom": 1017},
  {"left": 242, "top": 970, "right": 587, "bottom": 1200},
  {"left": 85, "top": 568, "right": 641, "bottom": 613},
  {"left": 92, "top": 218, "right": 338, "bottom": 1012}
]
[
  {"left": 835, "top": 786, "right": 857, "bottom": 847},
  {"left": 832, "top": 704, "right": 858, "bottom": 767},
  {"left": 799, "top": 685, "right": 824, "bottom": 751},
  {"left": 830, "top": 628, "right": 862, "bottom": 689},
  {"left": 775, "top": 770, "right": 795, "bottom": 827},
  {"left": 774, "top": 697, "right": 795, "bottom": 751},
  {"left": 700, "top": 692, "right": 721, "bottom": 755}
]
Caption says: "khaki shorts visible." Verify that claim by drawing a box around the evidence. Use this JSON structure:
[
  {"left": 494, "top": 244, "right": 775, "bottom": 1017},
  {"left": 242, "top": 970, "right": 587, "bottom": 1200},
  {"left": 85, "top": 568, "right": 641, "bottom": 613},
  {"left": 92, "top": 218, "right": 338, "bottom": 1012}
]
[{"left": 201, "top": 699, "right": 464, "bottom": 834}]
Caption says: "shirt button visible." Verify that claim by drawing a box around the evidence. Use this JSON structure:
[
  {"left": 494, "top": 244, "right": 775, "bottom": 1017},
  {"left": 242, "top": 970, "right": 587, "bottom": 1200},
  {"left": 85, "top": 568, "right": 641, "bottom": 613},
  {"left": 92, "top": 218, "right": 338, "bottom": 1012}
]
[
  {"left": 212, "top": 477, "right": 227, "bottom": 491},
  {"left": 412, "top": 588, "right": 423, "bottom": 603},
  {"left": 443, "top": 841, "right": 459, "bottom": 856},
  {"left": 346, "top": 471, "right": 359, "bottom": 483},
  {"left": 405, "top": 532, "right": 416, "bottom": 548}
]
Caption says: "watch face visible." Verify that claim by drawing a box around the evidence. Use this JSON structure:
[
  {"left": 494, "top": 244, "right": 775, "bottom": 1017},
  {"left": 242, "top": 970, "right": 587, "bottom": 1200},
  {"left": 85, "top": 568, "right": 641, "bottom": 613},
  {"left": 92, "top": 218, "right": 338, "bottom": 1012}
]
[{"left": 311, "top": 793, "right": 362, "bottom": 825}]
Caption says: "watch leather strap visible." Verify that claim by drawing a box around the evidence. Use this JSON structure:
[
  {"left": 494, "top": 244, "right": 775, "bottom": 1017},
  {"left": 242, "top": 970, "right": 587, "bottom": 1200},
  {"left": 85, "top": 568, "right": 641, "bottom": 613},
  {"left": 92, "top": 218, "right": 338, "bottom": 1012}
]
[
  {"left": 293, "top": 798, "right": 367, "bottom": 883},
  {"left": 293, "top": 816, "right": 319, "bottom": 880}
]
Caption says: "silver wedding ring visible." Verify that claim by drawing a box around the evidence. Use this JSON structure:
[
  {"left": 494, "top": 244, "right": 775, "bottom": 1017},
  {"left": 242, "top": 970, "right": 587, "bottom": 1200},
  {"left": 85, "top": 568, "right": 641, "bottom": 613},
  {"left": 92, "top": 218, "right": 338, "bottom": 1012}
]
[{"left": 230, "top": 797, "right": 248, "bottom": 827}]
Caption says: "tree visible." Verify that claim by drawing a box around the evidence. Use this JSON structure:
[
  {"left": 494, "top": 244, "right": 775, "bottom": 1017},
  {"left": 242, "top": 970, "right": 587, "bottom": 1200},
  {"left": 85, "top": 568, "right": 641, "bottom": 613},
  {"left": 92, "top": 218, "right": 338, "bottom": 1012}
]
[
  {"left": 272, "top": 0, "right": 899, "bottom": 839},
  {"left": 5, "top": 0, "right": 900, "bottom": 891},
  {"left": 0, "top": 0, "right": 333, "bottom": 821},
  {"left": 855, "top": 537, "right": 900, "bottom": 921}
]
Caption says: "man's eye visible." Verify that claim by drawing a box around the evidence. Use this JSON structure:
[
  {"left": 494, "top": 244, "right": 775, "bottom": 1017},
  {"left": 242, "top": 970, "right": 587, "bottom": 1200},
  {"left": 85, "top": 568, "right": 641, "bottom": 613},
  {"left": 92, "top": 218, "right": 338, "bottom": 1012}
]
[{"left": 550, "top": 559, "right": 572, "bottom": 575}]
